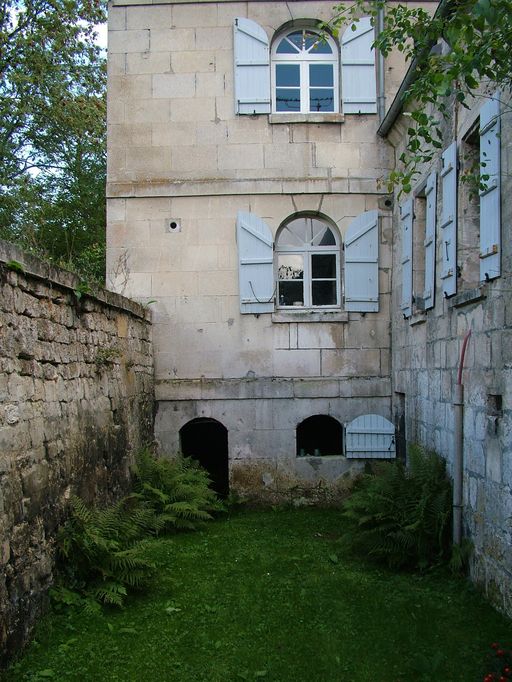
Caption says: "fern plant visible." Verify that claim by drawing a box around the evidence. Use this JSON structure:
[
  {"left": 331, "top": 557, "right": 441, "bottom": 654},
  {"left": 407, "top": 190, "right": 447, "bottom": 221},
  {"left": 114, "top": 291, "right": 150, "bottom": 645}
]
[
  {"left": 131, "top": 449, "right": 223, "bottom": 532},
  {"left": 340, "top": 445, "right": 452, "bottom": 570},
  {"left": 55, "top": 496, "right": 158, "bottom": 608}
]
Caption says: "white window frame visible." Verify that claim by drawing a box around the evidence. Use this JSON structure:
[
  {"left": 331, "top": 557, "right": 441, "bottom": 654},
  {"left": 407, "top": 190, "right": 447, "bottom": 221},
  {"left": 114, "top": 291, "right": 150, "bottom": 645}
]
[
  {"left": 275, "top": 216, "right": 342, "bottom": 310},
  {"left": 271, "top": 28, "right": 339, "bottom": 115}
]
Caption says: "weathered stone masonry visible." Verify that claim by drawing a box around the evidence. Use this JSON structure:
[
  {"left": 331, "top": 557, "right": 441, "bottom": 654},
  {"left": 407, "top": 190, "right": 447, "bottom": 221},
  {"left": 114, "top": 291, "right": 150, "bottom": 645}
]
[{"left": 0, "top": 240, "right": 154, "bottom": 664}]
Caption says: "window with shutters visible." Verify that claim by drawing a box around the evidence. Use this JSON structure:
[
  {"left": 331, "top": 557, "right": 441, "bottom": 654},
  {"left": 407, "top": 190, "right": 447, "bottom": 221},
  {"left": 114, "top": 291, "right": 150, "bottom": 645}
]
[
  {"left": 455, "top": 93, "right": 501, "bottom": 290},
  {"left": 237, "top": 210, "right": 380, "bottom": 316},
  {"left": 271, "top": 28, "right": 339, "bottom": 114},
  {"left": 275, "top": 214, "right": 341, "bottom": 309}
]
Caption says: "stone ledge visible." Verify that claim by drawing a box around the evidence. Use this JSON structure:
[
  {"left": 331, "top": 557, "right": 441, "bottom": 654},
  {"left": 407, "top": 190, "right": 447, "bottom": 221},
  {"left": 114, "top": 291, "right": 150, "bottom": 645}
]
[
  {"left": 106, "top": 174, "right": 384, "bottom": 198},
  {"left": 155, "top": 376, "right": 391, "bottom": 401},
  {"left": 272, "top": 311, "right": 348, "bottom": 324},
  {"left": 0, "top": 239, "right": 150, "bottom": 322},
  {"left": 449, "top": 285, "right": 487, "bottom": 309},
  {"left": 269, "top": 113, "right": 344, "bottom": 125}
]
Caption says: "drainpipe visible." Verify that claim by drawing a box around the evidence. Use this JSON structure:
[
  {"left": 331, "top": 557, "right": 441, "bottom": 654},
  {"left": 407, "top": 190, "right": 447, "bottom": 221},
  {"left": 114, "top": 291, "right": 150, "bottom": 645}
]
[
  {"left": 453, "top": 329, "right": 471, "bottom": 545},
  {"left": 375, "top": 3, "right": 386, "bottom": 122}
]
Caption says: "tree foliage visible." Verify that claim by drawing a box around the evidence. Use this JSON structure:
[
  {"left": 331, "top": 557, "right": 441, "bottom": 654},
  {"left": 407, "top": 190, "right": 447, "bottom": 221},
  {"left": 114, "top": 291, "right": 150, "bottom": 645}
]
[
  {"left": 328, "top": 0, "right": 512, "bottom": 192},
  {"left": 0, "top": 0, "right": 107, "bottom": 281}
]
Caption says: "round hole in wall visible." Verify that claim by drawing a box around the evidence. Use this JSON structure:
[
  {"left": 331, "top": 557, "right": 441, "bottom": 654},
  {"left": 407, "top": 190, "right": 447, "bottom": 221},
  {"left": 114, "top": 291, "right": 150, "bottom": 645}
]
[{"left": 170, "top": 221, "right": 178, "bottom": 230}]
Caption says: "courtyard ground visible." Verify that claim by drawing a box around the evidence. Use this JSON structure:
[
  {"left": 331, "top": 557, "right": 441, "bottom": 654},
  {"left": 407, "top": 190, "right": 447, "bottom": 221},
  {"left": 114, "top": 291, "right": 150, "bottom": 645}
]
[{"left": 6, "top": 507, "right": 511, "bottom": 681}]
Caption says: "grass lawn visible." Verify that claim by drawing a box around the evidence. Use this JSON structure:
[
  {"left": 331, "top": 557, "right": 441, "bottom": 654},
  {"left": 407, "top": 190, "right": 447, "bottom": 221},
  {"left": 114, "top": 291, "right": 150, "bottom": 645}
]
[{"left": 6, "top": 508, "right": 511, "bottom": 681}]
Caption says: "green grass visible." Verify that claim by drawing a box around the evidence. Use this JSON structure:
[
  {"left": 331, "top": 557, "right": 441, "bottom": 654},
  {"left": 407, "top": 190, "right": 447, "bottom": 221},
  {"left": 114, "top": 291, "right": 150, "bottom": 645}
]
[{"left": 6, "top": 508, "right": 511, "bottom": 681}]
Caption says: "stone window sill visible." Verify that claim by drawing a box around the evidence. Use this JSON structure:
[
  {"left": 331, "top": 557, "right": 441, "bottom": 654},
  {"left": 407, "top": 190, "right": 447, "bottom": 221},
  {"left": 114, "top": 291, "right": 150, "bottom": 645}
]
[
  {"left": 449, "top": 285, "right": 487, "bottom": 309},
  {"left": 409, "top": 312, "right": 427, "bottom": 326},
  {"left": 269, "top": 113, "right": 344, "bottom": 124},
  {"left": 272, "top": 310, "right": 348, "bottom": 323}
]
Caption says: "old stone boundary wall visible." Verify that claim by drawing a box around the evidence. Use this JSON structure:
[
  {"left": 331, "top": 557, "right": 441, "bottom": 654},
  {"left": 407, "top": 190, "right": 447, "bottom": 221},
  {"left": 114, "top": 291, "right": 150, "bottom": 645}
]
[{"left": 0, "top": 240, "right": 154, "bottom": 665}]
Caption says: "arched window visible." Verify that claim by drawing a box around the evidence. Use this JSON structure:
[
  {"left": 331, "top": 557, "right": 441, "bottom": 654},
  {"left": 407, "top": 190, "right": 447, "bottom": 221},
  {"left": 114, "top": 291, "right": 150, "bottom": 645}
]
[
  {"left": 275, "top": 214, "right": 341, "bottom": 308},
  {"left": 271, "top": 28, "right": 339, "bottom": 114},
  {"left": 297, "top": 415, "right": 343, "bottom": 457}
]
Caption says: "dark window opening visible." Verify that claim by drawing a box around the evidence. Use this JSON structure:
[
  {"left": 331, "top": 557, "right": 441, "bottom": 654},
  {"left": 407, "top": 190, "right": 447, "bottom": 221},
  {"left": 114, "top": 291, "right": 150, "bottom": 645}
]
[
  {"left": 296, "top": 415, "right": 343, "bottom": 457},
  {"left": 394, "top": 392, "right": 406, "bottom": 462},
  {"left": 413, "top": 192, "right": 426, "bottom": 310},
  {"left": 179, "top": 418, "right": 229, "bottom": 498},
  {"left": 487, "top": 394, "right": 503, "bottom": 418},
  {"left": 460, "top": 123, "right": 481, "bottom": 288}
]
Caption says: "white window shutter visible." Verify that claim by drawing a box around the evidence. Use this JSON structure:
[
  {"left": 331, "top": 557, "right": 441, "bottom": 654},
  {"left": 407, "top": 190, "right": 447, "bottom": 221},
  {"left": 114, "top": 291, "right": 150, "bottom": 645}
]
[
  {"left": 341, "top": 17, "right": 377, "bottom": 114},
  {"left": 237, "top": 211, "right": 274, "bottom": 314},
  {"left": 345, "top": 414, "right": 396, "bottom": 459},
  {"left": 479, "top": 93, "right": 501, "bottom": 281},
  {"left": 423, "top": 171, "right": 437, "bottom": 310},
  {"left": 400, "top": 198, "right": 413, "bottom": 318},
  {"left": 233, "top": 18, "right": 270, "bottom": 115},
  {"left": 440, "top": 142, "right": 457, "bottom": 297},
  {"left": 344, "top": 210, "right": 379, "bottom": 312}
]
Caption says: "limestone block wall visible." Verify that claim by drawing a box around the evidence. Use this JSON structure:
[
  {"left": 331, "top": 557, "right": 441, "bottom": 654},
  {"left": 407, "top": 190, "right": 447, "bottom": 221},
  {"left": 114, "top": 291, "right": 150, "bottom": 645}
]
[
  {"left": 389, "top": 101, "right": 512, "bottom": 617},
  {"left": 106, "top": 0, "right": 401, "bottom": 492},
  {"left": 0, "top": 240, "right": 154, "bottom": 664}
]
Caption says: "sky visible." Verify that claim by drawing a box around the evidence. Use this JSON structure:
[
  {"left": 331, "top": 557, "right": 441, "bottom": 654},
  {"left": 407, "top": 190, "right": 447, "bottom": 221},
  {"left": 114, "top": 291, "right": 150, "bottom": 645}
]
[{"left": 95, "top": 22, "right": 108, "bottom": 50}]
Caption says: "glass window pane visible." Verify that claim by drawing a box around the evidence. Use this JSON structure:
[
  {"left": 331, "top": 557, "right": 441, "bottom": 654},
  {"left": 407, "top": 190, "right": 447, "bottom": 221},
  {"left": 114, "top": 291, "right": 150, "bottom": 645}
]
[
  {"left": 276, "top": 88, "right": 300, "bottom": 111},
  {"left": 276, "top": 64, "right": 300, "bottom": 87},
  {"left": 312, "top": 280, "right": 337, "bottom": 306},
  {"left": 309, "top": 64, "right": 334, "bottom": 87},
  {"left": 278, "top": 254, "right": 304, "bottom": 280},
  {"left": 312, "top": 224, "right": 336, "bottom": 246},
  {"left": 306, "top": 34, "right": 333, "bottom": 54},
  {"left": 312, "top": 254, "right": 336, "bottom": 278},
  {"left": 276, "top": 37, "right": 300, "bottom": 54},
  {"left": 309, "top": 88, "right": 334, "bottom": 112},
  {"left": 282, "top": 218, "right": 308, "bottom": 244},
  {"left": 286, "top": 31, "right": 304, "bottom": 50},
  {"left": 279, "top": 281, "right": 304, "bottom": 306}
]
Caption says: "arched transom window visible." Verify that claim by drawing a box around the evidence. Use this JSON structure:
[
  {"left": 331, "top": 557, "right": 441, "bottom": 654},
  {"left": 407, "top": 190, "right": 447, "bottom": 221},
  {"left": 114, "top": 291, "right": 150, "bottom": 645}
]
[
  {"left": 272, "top": 28, "right": 339, "bottom": 114},
  {"left": 276, "top": 215, "right": 341, "bottom": 308}
]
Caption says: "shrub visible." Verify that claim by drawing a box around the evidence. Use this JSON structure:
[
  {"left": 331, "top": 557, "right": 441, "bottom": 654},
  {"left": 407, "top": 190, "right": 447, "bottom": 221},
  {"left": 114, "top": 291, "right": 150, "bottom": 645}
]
[
  {"left": 54, "top": 496, "right": 158, "bottom": 609},
  {"left": 340, "top": 445, "right": 452, "bottom": 570},
  {"left": 131, "top": 449, "right": 224, "bottom": 532}
]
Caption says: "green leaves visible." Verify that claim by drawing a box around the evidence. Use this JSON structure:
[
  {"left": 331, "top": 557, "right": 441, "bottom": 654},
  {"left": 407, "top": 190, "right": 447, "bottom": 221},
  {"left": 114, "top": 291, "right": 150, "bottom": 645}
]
[
  {"left": 339, "top": 445, "right": 453, "bottom": 570},
  {"left": 131, "top": 449, "right": 224, "bottom": 534},
  {"left": 0, "top": 0, "right": 107, "bottom": 282},
  {"left": 331, "top": 0, "right": 512, "bottom": 189}
]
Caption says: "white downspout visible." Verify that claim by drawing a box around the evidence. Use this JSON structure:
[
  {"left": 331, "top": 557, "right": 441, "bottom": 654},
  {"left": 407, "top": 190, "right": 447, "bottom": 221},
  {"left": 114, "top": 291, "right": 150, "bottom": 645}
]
[{"left": 453, "top": 329, "right": 471, "bottom": 545}]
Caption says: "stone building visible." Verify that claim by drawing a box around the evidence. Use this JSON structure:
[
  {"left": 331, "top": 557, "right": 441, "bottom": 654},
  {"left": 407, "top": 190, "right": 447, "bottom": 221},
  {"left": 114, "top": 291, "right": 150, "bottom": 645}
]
[
  {"left": 106, "top": 0, "right": 419, "bottom": 498},
  {"left": 383, "top": 80, "right": 512, "bottom": 613},
  {"left": 106, "top": 0, "right": 511, "bottom": 614}
]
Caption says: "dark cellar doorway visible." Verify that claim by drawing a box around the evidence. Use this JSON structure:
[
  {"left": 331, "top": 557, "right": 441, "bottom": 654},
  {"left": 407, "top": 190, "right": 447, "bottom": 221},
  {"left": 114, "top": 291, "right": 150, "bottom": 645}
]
[
  {"left": 296, "top": 415, "right": 343, "bottom": 457},
  {"left": 179, "top": 418, "right": 229, "bottom": 498}
]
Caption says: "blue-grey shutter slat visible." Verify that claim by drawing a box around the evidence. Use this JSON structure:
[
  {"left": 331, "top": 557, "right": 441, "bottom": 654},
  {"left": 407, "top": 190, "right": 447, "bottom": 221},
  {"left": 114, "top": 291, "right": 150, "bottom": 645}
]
[
  {"left": 440, "top": 142, "right": 457, "bottom": 297},
  {"left": 423, "top": 171, "right": 437, "bottom": 309},
  {"left": 237, "top": 211, "right": 274, "bottom": 314},
  {"left": 400, "top": 198, "right": 413, "bottom": 318},
  {"left": 233, "top": 18, "right": 270, "bottom": 115},
  {"left": 344, "top": 210, "right": 379, "bottom": 312},
  {"left": 479, "top": 94, "right": 501, "bottom": 281},
  {"left": 345, "top": 414, "right": 396, "bottom": 459},
  {"left": 341, "top": 17, "right": 377, "bottom": 114}
]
